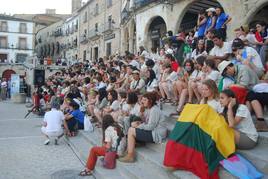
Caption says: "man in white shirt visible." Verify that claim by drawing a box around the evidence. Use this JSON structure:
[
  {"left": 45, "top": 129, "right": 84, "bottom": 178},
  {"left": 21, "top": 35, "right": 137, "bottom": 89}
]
[
  {"left": 208, "top": 33, "right": 231, "bottom": 66},
  {"left": 41, "top": 99, "right": 64, "bottom": 145},
  {"left": 129, "top": 70, "right": 145, "bottom": 94}
]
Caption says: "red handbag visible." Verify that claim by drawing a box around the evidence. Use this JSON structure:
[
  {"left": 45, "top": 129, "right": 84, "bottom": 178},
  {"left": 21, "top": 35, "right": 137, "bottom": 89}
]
[
  {"left": 102, "top": 127, "right": 123, "bottom": 169},
  {"left": 102, "top": 150, "right": 117, "bottom": 169}
]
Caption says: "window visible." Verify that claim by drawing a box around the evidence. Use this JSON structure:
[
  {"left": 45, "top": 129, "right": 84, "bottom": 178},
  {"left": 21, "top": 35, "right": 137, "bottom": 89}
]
[
  {"left": 107, "top": 0, "right": 112, "bottom": 8},
  {"left": 19, "top": 37, "right": 27, "bottom": 49},
  {"left": 94, "top": 3, "right": 99, "bottom": 16},
  {"left": 0, "top": 36, "right": 7, "bottom": 48},
  {"left": 83, "top": 50, "right": 86, "bottom": 61},
  {"left": 95, "top": 23, "right": 98, "bottom": 32},
  {"left": 75, "top": 20, "right": 78, "bottom": 31},
  {"left": 19, "top": 23, "right": 27, "bottom": 33},
  {"left": 106, "top": 42, "right": 111, "bottom": 56},
  {"left": 16, "top": 53, "right": 28, "bottom": 63},
  {"left": 83, "top": 11, "right": 88, "bottom": 23},
  {"left": 108, "top": 15, "right": 112, "bottom": 28},
  {"left": 84, "top": 29, "right": 87, "bottom": 37},
  {"left": 0, "top": 21, "right": 8, "bottom": 32}
]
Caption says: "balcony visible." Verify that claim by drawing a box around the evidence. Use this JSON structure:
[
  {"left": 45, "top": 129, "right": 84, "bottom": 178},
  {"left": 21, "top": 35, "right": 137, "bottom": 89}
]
[
  {"left": 54, "top": 29, "right": 63, "bottom": 37},
  {"left": 103, "top": 22, "right": 114, "bottom": 34},
  {"left": 73, "top": 38, "right": 78, "bottom": 48},
  {"left": 0, "top": 43, "right": 31, "bottom": 50},
  {"left": 88, "top": 26, "right": 103, "bottom": 40},
  {"left": 80, "top": 34, "right": 88, "bottom": 44}
]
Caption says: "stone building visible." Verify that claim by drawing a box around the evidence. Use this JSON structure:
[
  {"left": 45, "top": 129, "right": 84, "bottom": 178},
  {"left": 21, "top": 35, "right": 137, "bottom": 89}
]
[
  {"left": 80, "top": 0, "right": 122, "bottom": 61},
  {"left": 121, "top": 0, "right": 268, "bottom": 53},
  {"left": 62, "top": 14, "right": 79, "bottom": 64},
  {"left": 0, "top": 15, "right": 35, "bottom": 64},
  {"left": 35, "top": 20, "right": 65, "bottom": 64}
]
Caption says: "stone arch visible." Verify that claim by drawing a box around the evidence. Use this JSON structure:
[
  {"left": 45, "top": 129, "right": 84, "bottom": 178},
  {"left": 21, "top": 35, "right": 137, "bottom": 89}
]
[
  {"left": 174, "top": 0, "right": 225, "bottom": 33},
  {"left": 144, "top": 15, "right": 167, "bottom": 50},
  {"left": 2, "top": 69, "right": 16, "bottom": 80},
  {"left": 243, "top": 0, "right": 268, "bottom": 25}
]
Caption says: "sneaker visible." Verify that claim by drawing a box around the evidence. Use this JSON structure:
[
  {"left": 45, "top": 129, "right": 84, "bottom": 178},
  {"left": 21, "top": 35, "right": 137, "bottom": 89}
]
[
  {"left": 44, "top": 139, "right": 50, "bottom": 145},
  {"left": 54, "top": 139, "right": 58, "bottom": 145}
]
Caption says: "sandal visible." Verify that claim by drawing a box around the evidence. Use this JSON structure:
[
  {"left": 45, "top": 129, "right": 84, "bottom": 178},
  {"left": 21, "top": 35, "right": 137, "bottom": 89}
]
[
  {"left": 165, "top": 99, "right": 172, "bottom": 103},
  {"left": 169, "top": 110, "right": 181, "bottom": 117},
  {"left": 79, "top": 169, "right": 93, "bottom": 176}
]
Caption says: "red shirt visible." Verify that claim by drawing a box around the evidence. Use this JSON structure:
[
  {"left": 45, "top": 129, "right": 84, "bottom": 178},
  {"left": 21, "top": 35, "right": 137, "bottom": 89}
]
[{"left": 171, "top": 61, "right": 179, "bottom": 72}]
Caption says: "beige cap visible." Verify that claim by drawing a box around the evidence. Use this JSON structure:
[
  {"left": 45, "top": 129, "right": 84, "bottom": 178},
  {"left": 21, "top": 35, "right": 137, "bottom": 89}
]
[
  {"left": 132, "top": 70, "right": 140, "bottom": 75},
  {"left": 218, "top": 60, "right": 232, "bottom": 75},
  {"left": 206, "top": 7, "right": 216, "bottom": 12}
]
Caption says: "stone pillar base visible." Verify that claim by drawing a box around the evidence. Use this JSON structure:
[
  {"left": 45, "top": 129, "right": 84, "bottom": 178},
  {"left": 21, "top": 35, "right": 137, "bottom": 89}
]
[{"left": 11, "top": 93, "right": 26, "bottom": 103}]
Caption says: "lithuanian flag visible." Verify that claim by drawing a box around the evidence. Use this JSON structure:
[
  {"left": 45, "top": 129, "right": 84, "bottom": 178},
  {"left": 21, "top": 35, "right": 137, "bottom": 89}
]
[{"left": 163, "top": 104, "right": 235, "bottom": 179}]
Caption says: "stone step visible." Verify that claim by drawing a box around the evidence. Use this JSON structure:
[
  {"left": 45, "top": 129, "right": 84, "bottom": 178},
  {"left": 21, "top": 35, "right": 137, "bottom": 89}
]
[
  {"left": 64, "top": 135, "right": 127, "bottom": 179},
  {"left": 238, "top": 143, "right": 268, "bottom": 176},
  {"left": 80, "top": 129, "right": 236, "bottom": 179},
  {"left": 145, "top": 138, "right": 268, "bottom": 177},
  {"left": 80, "top": 130, "right": 176, "bottom": 179},
  {"left": 66, "top": 132, "right": 176, "bottom": 179}
]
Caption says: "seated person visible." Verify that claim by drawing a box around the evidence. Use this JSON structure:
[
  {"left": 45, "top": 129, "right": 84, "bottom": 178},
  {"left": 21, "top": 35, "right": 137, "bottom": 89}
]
[
  {"left": 129, "top": 70, "right": 146, "bottom": 94},
  {"left": 200, "top": 79, "right": 223, "bottom": 113},
  {"left": 219, "top": 89, "right": 258, "bottom": 150},
  {"left": 119, "top": 92, "right": 167, "bottom": 163},
  {"left": 207, "top": 32, "right": 231, "bottom": 66},
  {"left": 88, "top": 88, "right": 108, "bottom": 120},
  {"left": 218, "top": 60, "right": 259, "bottom": 104},
  {"left": 41, "top": 99, "right": 64, "bottom": 145},
  {"left": 79, "top": 114, "right": 124, "bottom": 176},
  {"left": 101, "top": 90, "right": 120, "bottom": 121},
  {"left": 64, "top": 101, "right": 85, "bottom": 136},
  {"left": 232, "top": 38, "right": 264, "bottom": 78},
  {"left": 246, "top": 74, "right": 268, "bottom": 131}
]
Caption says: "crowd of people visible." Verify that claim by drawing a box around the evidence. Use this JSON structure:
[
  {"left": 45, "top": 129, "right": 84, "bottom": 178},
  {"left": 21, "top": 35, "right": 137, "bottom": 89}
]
[{"left": 35, "top": 6, "right": 268, "bottom": 177}]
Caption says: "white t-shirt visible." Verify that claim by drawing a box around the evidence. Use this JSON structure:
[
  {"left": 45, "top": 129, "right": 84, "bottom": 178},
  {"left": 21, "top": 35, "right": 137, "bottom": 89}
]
[
  {"left": 130, "top": 60, "right": 140, "bottom": 69},
  {"left": 146, "top": 79, "right": 158, "bottom": 92},
  {"left": 43, "top": 109, "right": 64, "bottom": 132},
  {"left": 246, "top": 34, "right": 258, "bottom": 48},
  {"left": 235, "top": 105, "right": 258, "bottom": 142},
  {"left": 207, "top": 99, "right": 223, "bottom": 113},
  {"left": 209, "top": 42, "right": 231, "bottom": 57},
  {"left": 253, "top": 83, "right": 268, "bottom": 93},
  {"left": 191, "top": 49, "right": 207, "bottom": 60},
  {"left": 1, "top": 81, "right": 7, "bottom": 88},
  {"left": 189, "top": 70, "right": 204, "bottom": 80},
  {"left": 244, "top": 47, "right": 264, "bottom": 69},
  {"left": 166, "top": 71, "right": 178, "bottom": 82},
  {"left": 120, "top": 100, "right": 129, "bottom": 112},
  {"left": 105, "top": 126, "right": 119, "bottom": 149},
  {"left": 206, "top": 70, "right": 220, "bottom": 84},
  {"left": 110, "top": 100, "right": 120, "bottom": 111},
  {"left": 130, "top": 78, "right": 145, "bottom": 91},
  {"left": 129, "top": 103, "right": 141, "bottom": 115}
]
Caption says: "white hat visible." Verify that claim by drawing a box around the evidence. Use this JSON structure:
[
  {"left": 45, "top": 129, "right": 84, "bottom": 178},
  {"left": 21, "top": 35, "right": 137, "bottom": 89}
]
[
  {"left": 206, "top": 7, "right": 216, "bottom": 12},
  {"left": 218, "top": 61, "right": 232, "bottom": 75},
  {"left": 165, "top": 49, "right": 174, "bottom": 55}
]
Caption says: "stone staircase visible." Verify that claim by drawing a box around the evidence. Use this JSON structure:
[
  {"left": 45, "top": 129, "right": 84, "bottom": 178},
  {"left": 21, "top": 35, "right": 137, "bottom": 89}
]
[{"left": 65, "top": 103, "right": 268, "bottom": 179}]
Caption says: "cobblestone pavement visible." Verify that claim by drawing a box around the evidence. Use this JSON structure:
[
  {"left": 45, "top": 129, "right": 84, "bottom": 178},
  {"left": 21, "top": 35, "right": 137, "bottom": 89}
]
[{"left": 0, "top": 101, "right": 93, "bottom": 179}]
